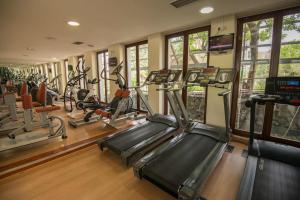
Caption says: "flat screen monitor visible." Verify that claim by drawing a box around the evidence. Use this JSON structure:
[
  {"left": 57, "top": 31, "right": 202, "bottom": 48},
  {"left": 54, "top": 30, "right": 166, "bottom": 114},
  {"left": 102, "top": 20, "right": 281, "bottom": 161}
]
[{"left": 209, "top": 34, "right": 234, "bottom": 51}]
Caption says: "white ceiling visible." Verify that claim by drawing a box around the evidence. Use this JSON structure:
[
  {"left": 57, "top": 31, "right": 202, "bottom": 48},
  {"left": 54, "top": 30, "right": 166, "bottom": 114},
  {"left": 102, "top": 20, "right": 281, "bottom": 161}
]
[{"left": 0, "top": 0, "right": 299, "bottom": 64}]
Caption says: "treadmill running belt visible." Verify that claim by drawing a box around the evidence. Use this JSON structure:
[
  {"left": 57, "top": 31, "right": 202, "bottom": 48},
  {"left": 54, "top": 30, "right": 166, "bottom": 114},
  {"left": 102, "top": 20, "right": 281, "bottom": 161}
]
[
  {"left": 143, "top": 133, "right": 217, "bottom": 196},
  {"left": 105, "top": 122, "right": 170, "bottom": 154},
  {"left": 252, "top": 158, "right": 300, "bottom": 200}
]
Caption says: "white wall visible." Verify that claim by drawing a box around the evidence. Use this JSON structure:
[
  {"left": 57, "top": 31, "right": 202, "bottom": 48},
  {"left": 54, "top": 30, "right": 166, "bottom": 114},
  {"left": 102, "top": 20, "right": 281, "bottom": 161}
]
[
  {"left": 108, "top": 44, "right": 125, "bottom": 101},
  {"left": 23, "top": 14, "right": 237, "bottom": 127},
  {"left": 147, "top": 33, "right": 165, "bottom": 114},
  {"left": 206, "top": 15, "right": 236, "bottom": 127}
]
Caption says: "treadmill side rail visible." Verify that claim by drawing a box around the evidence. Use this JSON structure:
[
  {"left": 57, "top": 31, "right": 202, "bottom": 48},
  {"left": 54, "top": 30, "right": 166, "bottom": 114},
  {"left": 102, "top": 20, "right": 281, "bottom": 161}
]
[
  {"left": 236, "top": 155, "right": 257, "bottom": 200},
  {"left": 178, "top": 142, "right": 227, "bottom": 200}
]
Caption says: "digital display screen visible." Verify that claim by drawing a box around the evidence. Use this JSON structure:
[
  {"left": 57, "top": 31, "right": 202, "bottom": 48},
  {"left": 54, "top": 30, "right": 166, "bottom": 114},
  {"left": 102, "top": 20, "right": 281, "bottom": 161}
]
[
  {"left": 287, "top": 81, "right": 299, "bottom": 86},
  {"left": 209, "top": 34, "right": 234, "bottom": 51}
]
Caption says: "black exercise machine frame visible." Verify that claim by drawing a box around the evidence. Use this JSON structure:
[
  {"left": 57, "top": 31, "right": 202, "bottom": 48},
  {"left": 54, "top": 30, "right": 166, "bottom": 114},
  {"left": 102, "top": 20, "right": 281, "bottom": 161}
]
[
  {"left": 133, "top": 68, "right": 236, "bottom": 200},
  {"left": 98, "top": 69, "right": 184, "bottom": 166}
]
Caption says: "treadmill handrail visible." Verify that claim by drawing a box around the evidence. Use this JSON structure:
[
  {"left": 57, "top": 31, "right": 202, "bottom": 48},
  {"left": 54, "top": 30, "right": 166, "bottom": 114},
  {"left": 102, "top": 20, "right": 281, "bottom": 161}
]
[{"left": 179, "top": 142, "right": 227, "bottom": 199}]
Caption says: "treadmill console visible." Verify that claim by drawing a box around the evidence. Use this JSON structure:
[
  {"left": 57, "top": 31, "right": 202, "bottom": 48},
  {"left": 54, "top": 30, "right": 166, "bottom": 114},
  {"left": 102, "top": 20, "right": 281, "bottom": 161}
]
[
  {"left": 146, "top": 70, "right": 182, "bottom": 85},
  {"left": 215, "top": 68, "right": 236, "bottom": 84},
  {"left": 184, "top": 67, "right": 235, "bottom": 87},
  {"left": 185, "top": 67, "right": 219, "bottom": 86},
  {"left": 265, "top": 77, "right": 300, "bottom": 96},
  {"left": 254, "top": 77, "right": 300, "bottom": 105}
]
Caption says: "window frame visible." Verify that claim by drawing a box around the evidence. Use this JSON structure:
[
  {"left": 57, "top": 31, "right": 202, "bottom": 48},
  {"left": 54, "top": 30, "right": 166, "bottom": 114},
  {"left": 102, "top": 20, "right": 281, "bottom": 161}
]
[
  {"left": 231, "top": 6, "right": 300, "bottom": 148},
  {"left": 96, "top": 50, "right": 109, "bottom": 103},
  {"left": 125, "top": 40, "right": 148, "bottom": 111},
  {"left": 164, "top": 26, "right": 211, "bottom": 123}
]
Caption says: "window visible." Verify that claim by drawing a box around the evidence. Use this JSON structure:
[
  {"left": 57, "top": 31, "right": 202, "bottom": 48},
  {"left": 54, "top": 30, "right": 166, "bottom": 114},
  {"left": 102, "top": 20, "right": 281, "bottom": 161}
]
[
  {"left": 97, "top": 50, "right": 110, "bottom": 103},
  {"left": 64, "top": 59, "right": 69, "bottom": 83},
  {"left": 77, "top": 55, "right": 85, "bottom": 89},
  {"left": 232, "top": 7, "right": 300, "bottom": 146},
  {"left": 53, "top": 62, "right": 59, "bottom": 91},
  {"left": 165, "top": 27, "right": 210, "bottom": 123},
  {"left": 125, "top": 41, "right": 149, "bottom": 111},
  {"left": 271, "top": 13, "right": 300, "bottom": 142},
  {"left": 44, "top": 64, "right": 49, "bottom": 79}
]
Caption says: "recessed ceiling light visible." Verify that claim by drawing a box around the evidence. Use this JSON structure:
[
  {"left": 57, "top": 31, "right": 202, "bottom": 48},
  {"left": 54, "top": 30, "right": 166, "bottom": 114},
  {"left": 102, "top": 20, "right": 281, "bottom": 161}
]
[
  {"left": 45, "top": 36, "right": 57, "bottom": 40},
  {"left": 200, "top": 6, "right": 214, "bottom": 14},
  {"left": 26, "top": 47, "right": 35, "bottom": 51},
  {"left": 67, "top": 21, "right": 80, "bottom": 26}
]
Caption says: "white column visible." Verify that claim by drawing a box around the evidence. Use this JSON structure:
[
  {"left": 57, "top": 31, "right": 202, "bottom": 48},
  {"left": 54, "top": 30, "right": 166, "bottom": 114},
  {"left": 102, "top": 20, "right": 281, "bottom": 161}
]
[
  {"left": 147, "top": 33, "right": 165, "bottom": 114},
  {"left": 108, "top": 44, "right": 125, "bottom": 101},
  {"left": 206, "top": 15, "right": 236, "bottom": 127}
]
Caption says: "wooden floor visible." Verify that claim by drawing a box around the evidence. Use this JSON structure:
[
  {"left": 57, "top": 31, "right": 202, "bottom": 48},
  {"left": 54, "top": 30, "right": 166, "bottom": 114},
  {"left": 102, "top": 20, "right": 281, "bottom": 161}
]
[
  {"left": 0, "top": 102, "right": 135, "bottom": 171},
  {"left": 0, "top": 142, "right": 246, "bottom": 200}
]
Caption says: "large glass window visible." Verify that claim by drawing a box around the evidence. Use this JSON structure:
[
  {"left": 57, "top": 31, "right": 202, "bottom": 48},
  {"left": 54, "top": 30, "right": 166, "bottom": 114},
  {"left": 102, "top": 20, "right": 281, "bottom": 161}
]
[
  {"left": 64, "top": 59, "right": 69, "bottom": 83},
  {"left": 235, "top": 18, "right": 274, "bottom": 133},
  {"left": 166, "top": 27, "right": 210, "bottom": 122},
  {"left": 97, "top": 51, "right": 110, "bottom": 103},
  {"left": 126, "top": 41, "right": 148, "bottom": 111},
  {"left": 187, "top": 31, "right": 209, "bottom": 122},
  {"left": 233, "top": 8, "right": 300, "bottom": 145},
  {"left": 271, "top": 13, "right": 300, "bottom": 142},
  {"left": 77, "top": 56, "right": 85, "bottom": 89},
  {"left": 168, "top": 36, "right": 184, "bottom": 70}
]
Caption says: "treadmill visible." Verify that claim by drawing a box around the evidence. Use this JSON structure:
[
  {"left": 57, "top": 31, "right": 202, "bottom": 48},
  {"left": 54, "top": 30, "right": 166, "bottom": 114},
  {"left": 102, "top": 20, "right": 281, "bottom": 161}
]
[
  {"left": 237, "top": 76, "right": 300, "bottom": 200},
  {"left": 134, "top": 67, "right": 236, "bottom": 199},
  {"left": 98, "top": 69, "right": 184, "bottom": 165}
]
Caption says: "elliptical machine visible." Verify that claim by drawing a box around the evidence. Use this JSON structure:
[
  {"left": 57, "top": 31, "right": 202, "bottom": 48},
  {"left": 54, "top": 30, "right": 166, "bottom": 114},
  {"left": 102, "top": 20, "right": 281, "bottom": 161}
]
[
  {"left": 27, "top": 73, "right": 58, "bottom": 105},
  {"left": 82, "top": 61, "right": 136, "bottom": 128},
  {"left": 48, "top": 74, "right": 62, "bottom": 95},
  {"left": 63, "top": 60, "right": 99, "bottom": 113},
  {"left": 68, "top": 61, "right": 136, "bottom": 128}
]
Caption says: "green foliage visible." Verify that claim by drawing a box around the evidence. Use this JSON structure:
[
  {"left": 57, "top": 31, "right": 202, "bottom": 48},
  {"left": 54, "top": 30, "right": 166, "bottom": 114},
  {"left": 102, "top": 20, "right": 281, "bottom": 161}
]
[
  {"left": 187, "top": 86, "right": 205, "bottom": 92},
  {"left": 282, "top": 14, "right": 300, "bottom": 32},
  {"left": 280, "top": 44, "right": 300, "bottom": 58}
]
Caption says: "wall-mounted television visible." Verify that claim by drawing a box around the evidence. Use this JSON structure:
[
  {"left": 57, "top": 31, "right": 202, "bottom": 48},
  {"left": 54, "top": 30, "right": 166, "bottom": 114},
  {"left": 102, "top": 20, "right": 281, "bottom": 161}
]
[{"left": 209, "top": 34, "right": 234, "bottom": 51}]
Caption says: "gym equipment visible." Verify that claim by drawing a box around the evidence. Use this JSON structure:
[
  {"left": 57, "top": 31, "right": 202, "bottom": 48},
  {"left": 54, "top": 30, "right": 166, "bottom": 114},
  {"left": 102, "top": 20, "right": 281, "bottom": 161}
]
[
  {"left": 27, "top": 74, "right": 58, "bottom": 105},
  {"left": 70, "top": 62, "right": 136, "bottom": 128},
  {"left": 98, "top": 69, "right": 183, "bottom": 165},
  {"left": 0, "top": 82, "right": 28, "bottom": 133},
  {"left": 48, "top": 74, "right": 62, "bottom": 95},
  {"left": 63, "top": 60, "right": 98, "bottom": 113},
  {"left": 237, "top": 77, "right": 300, "bottom": 200},
  {"left": 0, "top": 82, "right": 67, "bottom": 152},
  {"left": 67, "top": 77, "right": 102, "bottom": 127},
  {"left": 133, "top": 67, "right": 236, "bottom": 199}
]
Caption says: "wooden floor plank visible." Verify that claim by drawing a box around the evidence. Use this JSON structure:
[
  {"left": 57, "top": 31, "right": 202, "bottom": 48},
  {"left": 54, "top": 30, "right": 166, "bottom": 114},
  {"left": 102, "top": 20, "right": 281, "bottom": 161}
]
[
  {"left": 0, "top": 142, "right": 246, "bottom": 200},
  {"left": 0, "top": 102, "right": 134, "bottom": 170}
]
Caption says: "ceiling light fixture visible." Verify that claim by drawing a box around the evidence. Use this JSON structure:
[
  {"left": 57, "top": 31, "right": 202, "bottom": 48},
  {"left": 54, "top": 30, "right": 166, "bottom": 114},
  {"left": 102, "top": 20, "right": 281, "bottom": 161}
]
[
  {"left": 200, "top": 6, "right": 214, "bottom": 14},
  {"left": 67, "top": 21, "right": 80, "bottom": 26},
  {"left": 52, "top": 57, "right": 57, "bottom": 60}
]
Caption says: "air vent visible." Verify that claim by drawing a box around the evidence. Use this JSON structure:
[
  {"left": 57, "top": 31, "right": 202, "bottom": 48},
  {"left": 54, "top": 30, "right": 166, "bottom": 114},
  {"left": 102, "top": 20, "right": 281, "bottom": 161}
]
[
  {"left": 45, "top": 36, "right": 56, "bottom": 40},
  {"left": 170, "top": 0, "right": 198, "bottom": 8},
  {"left": 87, "top": 44, "right": 94, "bottom": 47},
  {"left": 73, "top": 41, "right": 84, "bottom": 45}
]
